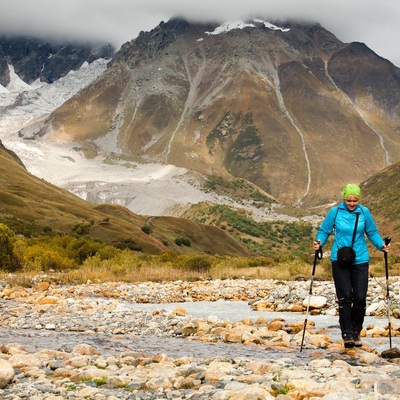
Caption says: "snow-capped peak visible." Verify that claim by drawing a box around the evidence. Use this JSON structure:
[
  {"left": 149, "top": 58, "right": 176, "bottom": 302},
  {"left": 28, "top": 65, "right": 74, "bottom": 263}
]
[
  {"left": 205, "top": 20, "right": 256, "bottom": 35},
  {"left": 205, "top": 19, "right": 290, "bottom": 35},
  {"left": 253, "top": 19, "right": 290, "bottom": 32}
]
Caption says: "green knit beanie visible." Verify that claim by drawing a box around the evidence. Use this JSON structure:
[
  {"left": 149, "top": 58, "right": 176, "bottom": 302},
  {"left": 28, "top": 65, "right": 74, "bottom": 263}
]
[{"left": 342, "top": 183, "right": 361, "bottom": 199}]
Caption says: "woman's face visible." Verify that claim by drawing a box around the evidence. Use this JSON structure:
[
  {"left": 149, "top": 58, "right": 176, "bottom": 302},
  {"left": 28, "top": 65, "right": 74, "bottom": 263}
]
[{"left": 345, "top": 195, "right": 359, "bottom": 211}]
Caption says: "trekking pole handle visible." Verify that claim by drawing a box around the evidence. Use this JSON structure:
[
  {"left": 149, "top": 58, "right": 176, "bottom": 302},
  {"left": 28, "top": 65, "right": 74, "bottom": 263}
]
[
  {"left": 315, "top": 240, "right": 323, "bottom": 260},
  {"left": 385, "top": 236, "right": 391, "bottom": 246},
  {"left": 309, "top": 240, "right": 321, "bottom": 292}
]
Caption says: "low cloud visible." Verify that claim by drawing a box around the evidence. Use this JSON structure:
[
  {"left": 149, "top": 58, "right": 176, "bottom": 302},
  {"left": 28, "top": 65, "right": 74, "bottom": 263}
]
[{"left": 1, "top": 0, "right": 399, "bottom": 66}]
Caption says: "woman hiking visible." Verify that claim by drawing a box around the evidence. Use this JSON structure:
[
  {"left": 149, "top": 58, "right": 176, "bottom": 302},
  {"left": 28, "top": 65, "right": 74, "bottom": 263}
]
[{"left": 313, "top": 183, "right": 390, "bottom": 348}]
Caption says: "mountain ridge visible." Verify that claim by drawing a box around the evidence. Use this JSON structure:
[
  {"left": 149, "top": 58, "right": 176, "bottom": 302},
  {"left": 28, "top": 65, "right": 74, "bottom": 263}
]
[
  {"left": 39, "top": 18, "right": 400, "bottom": 207},
  {"left": 0, "top": 35, "right": 114, "bottom": 86}
]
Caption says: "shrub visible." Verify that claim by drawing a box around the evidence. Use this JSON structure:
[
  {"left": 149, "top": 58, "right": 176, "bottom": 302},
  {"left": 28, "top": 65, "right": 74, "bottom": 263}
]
[
  {"left": 67, "top": 238, "right": 103, "bottom": 263},
  {"left": 43, "top": 225, "right": 52, "bottom": 233},
  {"left": 72, "top": 222, "right": 92, "bottom": 235},
  {"left": 0, "top": 223, "right": 16, "bottom": 271},
  {"left": 247, "top": 256, "right": 274, "bottom": 267},
  {"left": 181, "top": 255, "right": 212, "bottom": 273},
  {"left": 19, "top": 244, "right": 76, "bottom": 272},
  {"left": 157, "top": 251, "right": 179, "bottom": 263},
  {"left": 175, "top": 237, "right": 191, "bottom": 247},
  {"left": 96, "top": 244, "right": 120, "bottom": 260},
  {"left": 141, "top": 226, "right": 151, "bottom": 235}
]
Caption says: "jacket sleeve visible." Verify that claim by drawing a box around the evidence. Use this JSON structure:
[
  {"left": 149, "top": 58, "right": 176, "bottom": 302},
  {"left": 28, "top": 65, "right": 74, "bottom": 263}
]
[
  {"left": 316, "top": 207, "right": 337, "bottom": 248},
  {"left": 362, "top": 206, "right": 384, "bottom": 251}
]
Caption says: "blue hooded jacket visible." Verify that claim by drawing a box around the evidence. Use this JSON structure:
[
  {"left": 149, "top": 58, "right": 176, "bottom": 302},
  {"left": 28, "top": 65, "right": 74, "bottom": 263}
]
[{"left": 316, "top": 202, "right": 384, "bottom": 264}]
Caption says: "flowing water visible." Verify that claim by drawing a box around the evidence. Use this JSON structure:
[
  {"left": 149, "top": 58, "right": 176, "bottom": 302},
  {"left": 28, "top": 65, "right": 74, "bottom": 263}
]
[
  {"left": 1, "top": 300, "right": 394, "bottom": 365},
  {"left": 128, "top": 300, "right": 395, "bottom": 354}
]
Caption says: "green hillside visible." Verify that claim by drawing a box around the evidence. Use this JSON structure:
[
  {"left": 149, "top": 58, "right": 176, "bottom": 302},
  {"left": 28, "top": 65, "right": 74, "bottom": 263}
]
[
  {"left": 361, "top": 161, "right": 400, "bottom": 253},
  {"left": 0, "top": 139, "right": 398, "bottom": 264},
  {"left": 0, "top": 142, "right": 249, "bottom": 257}
]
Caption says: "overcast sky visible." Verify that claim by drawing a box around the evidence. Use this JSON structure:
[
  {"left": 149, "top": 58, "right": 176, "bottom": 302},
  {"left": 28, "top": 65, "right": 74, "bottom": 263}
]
[{"left": 1, "top": 0, "right": 399, "bottom": 66}]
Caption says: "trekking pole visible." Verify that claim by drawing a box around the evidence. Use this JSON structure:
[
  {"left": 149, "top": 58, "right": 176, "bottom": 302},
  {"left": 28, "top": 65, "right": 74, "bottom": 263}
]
[
  {"left": 300, "top": 241, "right": 322, "bottom": 352},
  {"left": 384, "top": 236, "right": 392, "bottom": 349}
]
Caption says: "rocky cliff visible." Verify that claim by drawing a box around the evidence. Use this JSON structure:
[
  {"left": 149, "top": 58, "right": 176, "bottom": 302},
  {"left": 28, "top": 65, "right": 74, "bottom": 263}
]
[{"left": 0, "top": 35, "right": 114, "bottom": 86}]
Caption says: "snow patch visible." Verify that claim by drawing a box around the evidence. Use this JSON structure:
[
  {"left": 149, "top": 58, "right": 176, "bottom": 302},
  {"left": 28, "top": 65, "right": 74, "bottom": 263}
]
[
  {"left": 205, "top": 19, "right": 290, "bottom": 35},
  {"left": 206, "top": 21, "right": 255, "bottom": 35},
  {"left": 253, "top": 19, "right": 290, "bottom": 32},
  {"left": 6, "top": 64, "right": 32, "bottom": 93},
  {"left": 0, "top": 58, "right": 109, "bottom": 134}
]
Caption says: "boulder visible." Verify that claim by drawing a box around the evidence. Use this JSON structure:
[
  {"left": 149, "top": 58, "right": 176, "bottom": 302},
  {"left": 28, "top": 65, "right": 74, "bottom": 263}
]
[
  {"left": 381, "top": 347, "right": 400, "bottom": 359},
  {"left": 302, "top": 296, "right": 327, "bottom": 309},
  {"left": 0, "top": 360, "right": 14, "bottom": 388}
]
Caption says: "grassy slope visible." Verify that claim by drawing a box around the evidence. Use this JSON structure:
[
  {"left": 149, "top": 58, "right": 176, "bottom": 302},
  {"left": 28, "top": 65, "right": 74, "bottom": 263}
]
[
  {"left": 0, "top": 142, "right": 249, "bottom": 256},
  {"left": 361, "top": 161, "right": 400, "bottom": 255},
  {"left": 1, "top": 139, "right": 397, "bottom": 261}
]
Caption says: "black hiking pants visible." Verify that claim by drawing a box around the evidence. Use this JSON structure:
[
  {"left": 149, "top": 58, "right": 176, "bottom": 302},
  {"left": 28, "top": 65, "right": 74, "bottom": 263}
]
[{"left": 332, "top": 261, "right": 369, "bottom": 338}]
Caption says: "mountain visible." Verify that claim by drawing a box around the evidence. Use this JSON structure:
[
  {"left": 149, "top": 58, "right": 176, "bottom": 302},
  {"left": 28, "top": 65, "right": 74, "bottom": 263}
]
[
  {"left": 36, "top": 18, "right": 400, "bottom": 208},
  {"left": 0, "top": 139, "right": 250, "bottom": 256},
  {"left": 0, "top": 35, "right": 115, "bottom": 159},
  {"left": 0, "top": 23, "right": 398, "bottom": 259},
  {"left": 0, "top": 35, "right": 114, "bottom": 86}
]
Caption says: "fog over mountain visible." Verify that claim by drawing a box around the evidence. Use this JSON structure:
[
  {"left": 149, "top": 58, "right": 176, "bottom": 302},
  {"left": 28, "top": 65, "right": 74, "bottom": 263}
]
[{"left": 1, "top": 0, "right": 399, "bottom": 67}]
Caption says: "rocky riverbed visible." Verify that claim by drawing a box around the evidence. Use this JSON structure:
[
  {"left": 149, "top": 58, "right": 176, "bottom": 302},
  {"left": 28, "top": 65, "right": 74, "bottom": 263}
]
[{"left": 0, "top": 277, "right": 399, "bottom": 399}]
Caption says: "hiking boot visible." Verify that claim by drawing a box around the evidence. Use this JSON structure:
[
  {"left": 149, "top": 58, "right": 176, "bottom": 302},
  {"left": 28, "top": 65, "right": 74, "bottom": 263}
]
[
  {"left": 353, "top": 331, "right": 362, "bottom": 347},
  {"left": 343, "top": 336, "right": 355, "bottom": 348}
]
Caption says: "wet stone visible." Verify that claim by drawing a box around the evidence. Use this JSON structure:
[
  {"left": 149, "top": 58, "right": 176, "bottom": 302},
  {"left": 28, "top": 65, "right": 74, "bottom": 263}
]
[{"left": 0, "top": 277, "right": 398, "bottom": 399}]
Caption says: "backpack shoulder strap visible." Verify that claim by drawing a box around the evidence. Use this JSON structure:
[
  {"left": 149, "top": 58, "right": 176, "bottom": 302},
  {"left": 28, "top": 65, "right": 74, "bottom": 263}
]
[
  {"left": 351, "top": 213, "right": 360, "bottom": 247},
  {"left": 333, "top": 207, "right": 340, "bottom": 229}
]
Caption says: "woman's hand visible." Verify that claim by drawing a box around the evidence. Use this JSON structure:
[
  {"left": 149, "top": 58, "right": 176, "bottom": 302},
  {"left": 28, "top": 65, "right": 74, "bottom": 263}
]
[
  {"left": 382, "top": 243, "right": 390, "bottom": 252},
  {"left": 313, "top": 240, "right": 321, "bottom": 251}
]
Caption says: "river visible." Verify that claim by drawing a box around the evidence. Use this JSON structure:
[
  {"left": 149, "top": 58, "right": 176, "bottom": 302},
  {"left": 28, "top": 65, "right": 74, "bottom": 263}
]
[{"left": 1, "top": 300, "right": 393, "bottom": 364}]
